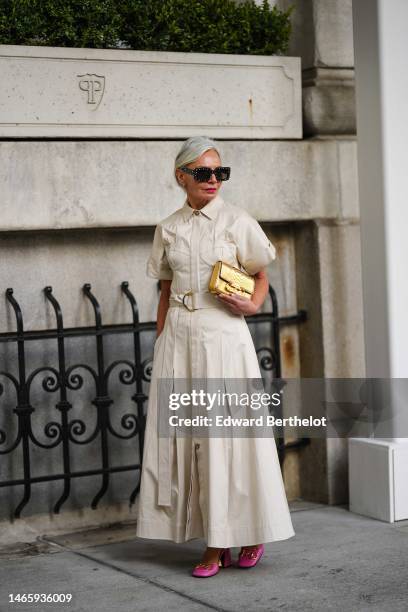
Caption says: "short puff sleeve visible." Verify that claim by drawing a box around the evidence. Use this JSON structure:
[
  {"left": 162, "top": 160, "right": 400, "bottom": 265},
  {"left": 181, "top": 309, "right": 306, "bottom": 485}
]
[
  {"left": 146, "top": 224, "right": 173, "bottom": 280},
  {"left": 231, "top": 213, "right": 276, "bottom": 275}
]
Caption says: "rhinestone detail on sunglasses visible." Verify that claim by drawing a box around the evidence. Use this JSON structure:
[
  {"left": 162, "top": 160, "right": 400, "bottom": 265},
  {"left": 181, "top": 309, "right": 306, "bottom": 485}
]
[{"left": 180, "top": 166, "right": 231, "bottom": 182}]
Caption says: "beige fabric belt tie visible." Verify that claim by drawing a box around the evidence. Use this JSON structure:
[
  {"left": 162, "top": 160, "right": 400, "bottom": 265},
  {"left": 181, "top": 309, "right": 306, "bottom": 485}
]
[
  {"left": 157, "top": 378, "right": 175, "bottom": 507},
  {"left": 169, "top": 290, "right": 219, "bottom": 311}
]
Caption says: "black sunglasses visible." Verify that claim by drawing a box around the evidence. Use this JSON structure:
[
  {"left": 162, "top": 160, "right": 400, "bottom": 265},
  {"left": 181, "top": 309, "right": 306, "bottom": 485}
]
[{"left": 180, "top": 166, "right": 231, "bottom": 182}]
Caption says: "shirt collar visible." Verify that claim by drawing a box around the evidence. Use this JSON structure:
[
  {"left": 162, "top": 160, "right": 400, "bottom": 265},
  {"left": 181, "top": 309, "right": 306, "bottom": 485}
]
[{"left": 180, "top": 193, "right": 224, "bottom": 221}]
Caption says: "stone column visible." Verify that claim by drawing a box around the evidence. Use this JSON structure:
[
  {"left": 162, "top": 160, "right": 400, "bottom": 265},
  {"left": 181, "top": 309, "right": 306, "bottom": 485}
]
[
  {"left": 349, "top": 0, "right": 408, "bottom": 522},
  {"left": 275, "top": 0, "right": 355, "bottom": 136},
  {"left": 275, "top": 0, "right": 362, "bottom": 504}
]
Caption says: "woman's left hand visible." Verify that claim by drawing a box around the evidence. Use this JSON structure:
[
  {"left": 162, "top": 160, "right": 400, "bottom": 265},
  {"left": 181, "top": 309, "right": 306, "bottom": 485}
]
[{"left": 216, "top": 293, "right": 259, "bottom": 316}]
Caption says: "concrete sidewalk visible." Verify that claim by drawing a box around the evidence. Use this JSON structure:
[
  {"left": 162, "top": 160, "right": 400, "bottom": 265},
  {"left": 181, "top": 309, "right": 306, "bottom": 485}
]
[{"left": 0, "top": 501, "right": 407, "bottom": 612}]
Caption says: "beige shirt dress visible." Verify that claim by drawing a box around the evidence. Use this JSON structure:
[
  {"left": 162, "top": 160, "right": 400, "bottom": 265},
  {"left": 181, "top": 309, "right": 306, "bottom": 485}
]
[{"left": 136, "top": 194, "right": 295, "bottom": 548}]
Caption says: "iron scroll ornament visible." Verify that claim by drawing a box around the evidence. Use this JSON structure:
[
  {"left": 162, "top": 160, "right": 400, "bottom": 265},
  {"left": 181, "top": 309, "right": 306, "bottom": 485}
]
[{"left": 0, "top": 282, "right": 306, "bottom": 518}]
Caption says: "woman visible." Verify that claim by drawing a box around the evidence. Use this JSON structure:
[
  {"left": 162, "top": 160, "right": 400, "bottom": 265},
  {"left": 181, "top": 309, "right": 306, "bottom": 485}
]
[{"left": 136, "top": 136, "right": 295, "bottom": 577}]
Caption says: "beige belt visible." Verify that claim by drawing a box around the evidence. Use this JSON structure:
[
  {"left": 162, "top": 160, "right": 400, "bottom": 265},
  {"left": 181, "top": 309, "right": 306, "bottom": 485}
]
[{"left": 169, "top": 290, "right": 219, "bottom": 311}]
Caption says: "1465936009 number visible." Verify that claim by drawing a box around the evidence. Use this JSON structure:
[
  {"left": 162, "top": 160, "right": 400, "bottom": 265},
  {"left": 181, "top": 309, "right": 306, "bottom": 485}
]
[{"left": 9, "top": 593, "right": 72, "bottom": 604}]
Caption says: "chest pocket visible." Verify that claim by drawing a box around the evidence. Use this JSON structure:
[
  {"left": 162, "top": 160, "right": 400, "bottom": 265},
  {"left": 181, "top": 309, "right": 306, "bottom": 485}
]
[
  {"left": 162, "top": 227, "right": 190, "bottom": 271},
  {"left": 200, "top": 230, "right": 238, "bottom": 267}
]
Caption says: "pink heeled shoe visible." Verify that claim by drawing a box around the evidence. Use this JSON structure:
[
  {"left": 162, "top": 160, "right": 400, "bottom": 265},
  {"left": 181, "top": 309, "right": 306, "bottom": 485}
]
[
  {"left": 192, "top": 548, "right": 232, "bottom": 578},
  {"left": 237, "top": 544, "right": 265, "bottom": 568}
]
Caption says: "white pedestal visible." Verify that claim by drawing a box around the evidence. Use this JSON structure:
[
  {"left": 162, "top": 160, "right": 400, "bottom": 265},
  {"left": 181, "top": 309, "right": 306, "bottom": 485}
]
[{"left": 348, "top": 438, "right": 408, "bottom": 522}]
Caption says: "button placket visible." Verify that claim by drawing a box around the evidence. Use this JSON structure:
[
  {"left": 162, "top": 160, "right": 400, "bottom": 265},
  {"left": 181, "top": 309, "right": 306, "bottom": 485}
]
[
  {"left": 189, "top": 212, "right": 201, "bottom": 378},
  {"left": 198, "top": 218, "right": 215, "bottom": 292},
  {"left": 190, "top": 212, "right": 201, "bottom": 293}
]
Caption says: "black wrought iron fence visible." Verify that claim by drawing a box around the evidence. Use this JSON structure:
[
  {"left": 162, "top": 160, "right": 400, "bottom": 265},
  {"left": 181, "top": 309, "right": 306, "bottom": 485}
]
[{"left": 0, "top": 282, "right": 307, "bottom": 519}]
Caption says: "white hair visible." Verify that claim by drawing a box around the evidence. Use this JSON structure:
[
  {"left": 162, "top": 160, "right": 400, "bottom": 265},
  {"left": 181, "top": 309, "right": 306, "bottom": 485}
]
[{"left": 174, "top": 136, "right": 221, "bottom": 170}]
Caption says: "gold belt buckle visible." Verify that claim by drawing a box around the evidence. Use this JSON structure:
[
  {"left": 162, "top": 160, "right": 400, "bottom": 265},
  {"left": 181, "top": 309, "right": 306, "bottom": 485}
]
[{"left": 182, "top": 289, "right": 195, "bottom": 311}]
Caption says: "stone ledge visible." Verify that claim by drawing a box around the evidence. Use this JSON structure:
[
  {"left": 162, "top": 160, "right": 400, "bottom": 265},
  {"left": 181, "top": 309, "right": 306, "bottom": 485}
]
[{"left": 0, "top": 139, "right": 359, "bottom": 231}]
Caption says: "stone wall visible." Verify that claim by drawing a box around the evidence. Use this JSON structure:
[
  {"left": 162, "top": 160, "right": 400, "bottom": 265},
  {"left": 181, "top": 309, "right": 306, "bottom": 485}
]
[{"left": 0, "top": 1, "right": 364, "bottom": 529}]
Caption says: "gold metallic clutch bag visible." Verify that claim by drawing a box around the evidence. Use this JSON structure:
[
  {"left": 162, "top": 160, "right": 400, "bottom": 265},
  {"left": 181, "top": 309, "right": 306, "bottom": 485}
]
[{"left": 208, "top": 260, "right": 255, "bottom": 299}]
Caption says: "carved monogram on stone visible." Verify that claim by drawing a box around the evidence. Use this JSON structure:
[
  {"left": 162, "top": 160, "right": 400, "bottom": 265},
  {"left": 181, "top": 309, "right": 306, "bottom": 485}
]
[{"left": 77, "top": 74, "right": 105, "bottom": 109}]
